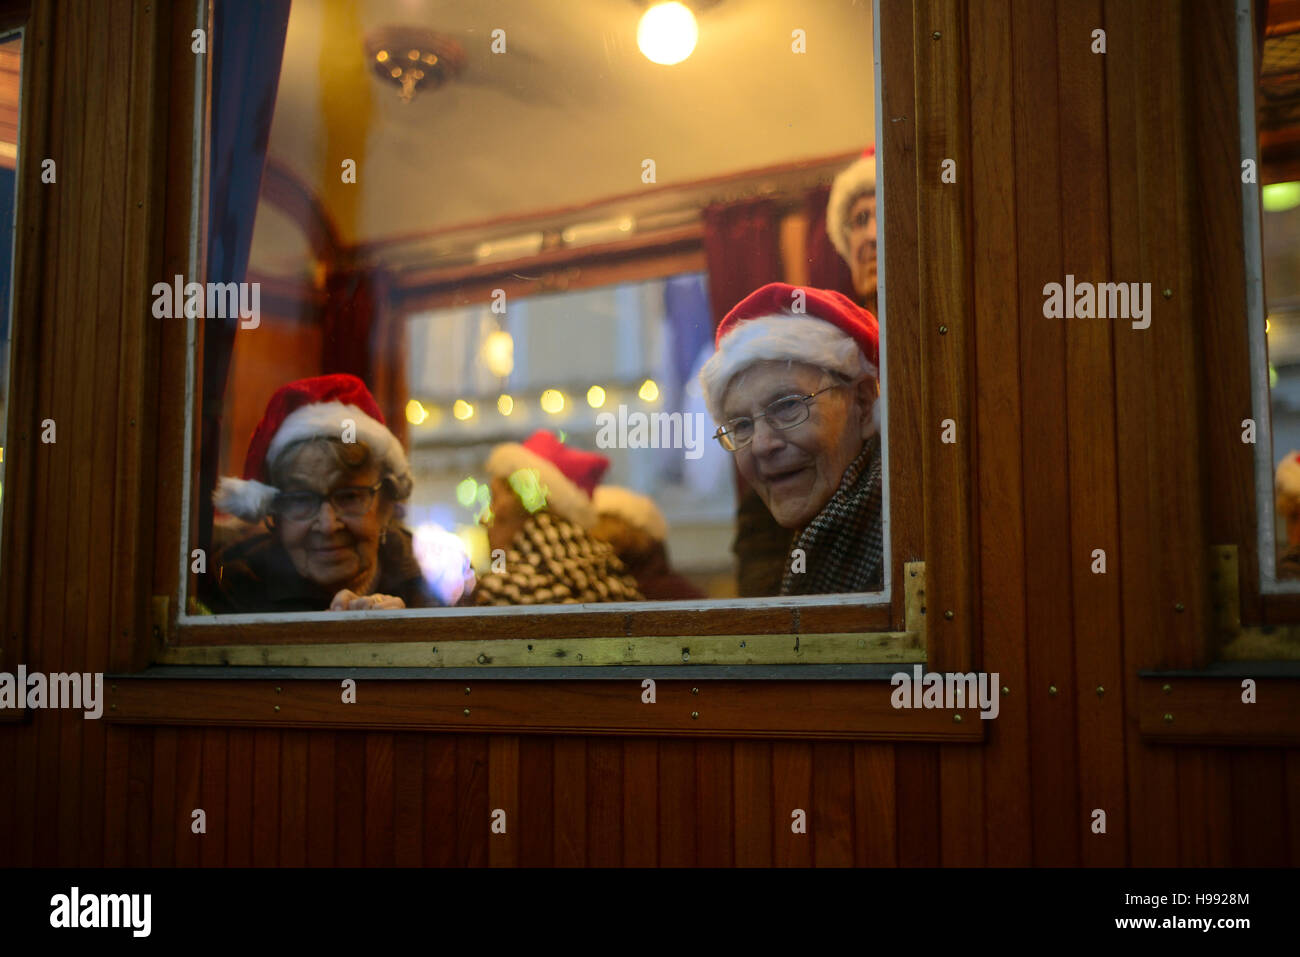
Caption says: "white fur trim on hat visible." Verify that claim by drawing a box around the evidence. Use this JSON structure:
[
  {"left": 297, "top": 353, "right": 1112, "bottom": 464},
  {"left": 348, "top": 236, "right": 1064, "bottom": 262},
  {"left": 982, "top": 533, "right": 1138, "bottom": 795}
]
[
  {"left": 213, "top": 477, "right": 280, "bottom": 524},
  {"left": 827, "top": 153, "right": 876, "bottom": 262},
  {"left": 213, "top": 400, "right": 412, "bottom": 523},
  {"left": 267, "top": 400, "right": 411, "bottom": 487},
  {"left": 593, "top": 485, "right": 669, "bottom": 542},
  {"left": 485, "top": 443, "right": 597, "bottom": 529},
  {"left": 698, "top": 315, "right": 877, "bottom": 426}
]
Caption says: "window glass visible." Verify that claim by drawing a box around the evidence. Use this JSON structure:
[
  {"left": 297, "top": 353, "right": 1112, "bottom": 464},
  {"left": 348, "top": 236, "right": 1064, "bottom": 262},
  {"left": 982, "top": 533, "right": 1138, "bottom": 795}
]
[{"left": 187, "top": 0, "right": 884, "bottom": 617}]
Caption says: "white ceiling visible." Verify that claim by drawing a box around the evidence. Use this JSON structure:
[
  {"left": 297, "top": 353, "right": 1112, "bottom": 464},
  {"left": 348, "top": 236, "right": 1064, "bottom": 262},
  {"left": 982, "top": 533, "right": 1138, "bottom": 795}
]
[{"left": 247, "top": 0, "right": 876, "bottom": 276}]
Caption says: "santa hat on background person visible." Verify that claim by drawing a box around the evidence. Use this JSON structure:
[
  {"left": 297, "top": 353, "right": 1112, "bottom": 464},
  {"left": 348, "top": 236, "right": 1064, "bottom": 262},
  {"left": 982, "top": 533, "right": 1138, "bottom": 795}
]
[
  {"left": 592, "top": 485, "right": 669, "bottom": 543},
  {"left": 699, "top": 282, "right": 880, "bottom": 426},
  {"left": 826, "top": 145, "right": 876, "bottom": 263},
  {"left": 213, "top": 374, "right": 411, "bottom": 523},
  {"left": 485, "top": 429, "right": 610, "bottom": 530}
]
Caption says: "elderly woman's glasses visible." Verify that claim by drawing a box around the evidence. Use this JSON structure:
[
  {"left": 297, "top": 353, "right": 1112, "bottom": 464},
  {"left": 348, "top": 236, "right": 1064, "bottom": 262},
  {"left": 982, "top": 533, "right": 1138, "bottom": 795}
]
[
  {"left": 714, "top": 385, "right": 842, "bottom": 452},
  {"left": 272, "top": 483, "right": 383, "bottom": 522}
]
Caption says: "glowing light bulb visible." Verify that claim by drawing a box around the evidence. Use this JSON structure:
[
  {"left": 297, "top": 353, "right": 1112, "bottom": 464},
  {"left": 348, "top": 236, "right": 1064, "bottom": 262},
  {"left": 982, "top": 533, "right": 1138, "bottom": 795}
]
[
  {"left": 638, "top": 378, "right": 660, "bottom": 402},
  {"left": 482, "top": 329, "right": 514, "bottom": 378},
  {"left": 1263, "top": 182, "right": 1300, "bottom": 213},
  {"left": 498, "top": 394, "right": 514, "bottom": 415},
  {"left": 541, "top": 389, "right": 565, "bottom": 414},
  {"left": 456, "top": 478, "right": 478, "bottom": 508},
  {"left": 453, "top": 399, "right": 474, "bottom": 420},
  {"left": 638, "top": 2, "right": 698, "bottom": 65},
  {"left": 587, "top": 385, "right": 607, "bottom": 408},
  {"left": 405, "top": 399, "right": 428, "bottom": 425}
]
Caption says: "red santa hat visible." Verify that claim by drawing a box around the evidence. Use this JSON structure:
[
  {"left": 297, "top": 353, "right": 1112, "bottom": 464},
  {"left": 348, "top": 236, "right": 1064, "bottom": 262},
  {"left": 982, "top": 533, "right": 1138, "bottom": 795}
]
[
  {"left": 826, "top": 145, "right": 876, "bottom": 263},
  {"left": 698, "top": 282, "right": 880, "bottom": 426},
  {"left": 592, "top": 485, "right": 669, "bottom": 543},
  {"left": 213, "top": 374, "right": 411, "bottom": 523},
  {"left": 485, "top": 429, "right": 610, "bottom": 529}
]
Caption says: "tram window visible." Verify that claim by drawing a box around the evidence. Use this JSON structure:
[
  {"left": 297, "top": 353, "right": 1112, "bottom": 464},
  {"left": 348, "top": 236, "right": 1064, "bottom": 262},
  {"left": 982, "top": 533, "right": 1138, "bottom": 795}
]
[
  {"left": 184, "top": 0, "right": 888, "bottom": 621},
  {"left": 1244, "top": 4, "right": 1300, "bottom": 658}
]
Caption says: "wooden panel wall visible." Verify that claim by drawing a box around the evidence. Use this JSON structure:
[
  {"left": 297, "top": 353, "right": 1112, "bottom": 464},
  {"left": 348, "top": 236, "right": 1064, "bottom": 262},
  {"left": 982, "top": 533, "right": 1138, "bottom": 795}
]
[{"left": 1, "top": 0, "right": 1299, "bottom": 868}]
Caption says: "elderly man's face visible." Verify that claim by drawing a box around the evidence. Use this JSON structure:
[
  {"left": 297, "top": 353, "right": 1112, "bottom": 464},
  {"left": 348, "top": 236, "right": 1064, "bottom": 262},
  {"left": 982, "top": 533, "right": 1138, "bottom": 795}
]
[
  {"left": 273, "top": 443, "right": 392, "bottom": 594},
  {"left": 724, "top": 360, "right": 876, "bottom": 529},
  {"left": 846, "top": 192, "right": 877, "bottom": 301}
]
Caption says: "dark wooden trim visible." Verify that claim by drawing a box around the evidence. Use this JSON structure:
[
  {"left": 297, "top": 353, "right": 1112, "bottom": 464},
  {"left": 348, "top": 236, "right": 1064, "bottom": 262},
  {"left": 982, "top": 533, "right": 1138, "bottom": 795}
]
[
  {"left": 391, "top": 226, "right": 705, "bottom": 312},
  {"left": 103, "top": 677, "right": 989, "bottom": 742},
  {"left": 173, "top": 602, "right": 895, "bottom": 645},
  {"left": 1199, "top": 0, "right": 1265, "bottom": 634},
  {"left": 0, "top": 0, "right": 48, "bottom": 722},
  {"left": 1138, "top": 675, "right": 1300, "bottom": 745},
  {"left": 914, "top": 0, "right": 976, "bottom": 673},
  {"left": 880, "top": 0, "right": 925, "bottom": 641},
  {"left": 353, "top": 149, "right": 863, "bottom": 259},
  {"left": 152, "top": 0, "right": 204, "bottom": 635}
]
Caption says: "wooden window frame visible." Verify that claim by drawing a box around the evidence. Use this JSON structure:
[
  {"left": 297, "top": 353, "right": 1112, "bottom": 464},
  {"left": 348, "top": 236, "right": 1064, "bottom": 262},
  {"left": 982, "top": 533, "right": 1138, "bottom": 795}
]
[
  {"left": 0, "top": 1, "right": 40, "bottom": 724},
  {"left": 64, "top": 0, "right": 983, "bottom": 740}
]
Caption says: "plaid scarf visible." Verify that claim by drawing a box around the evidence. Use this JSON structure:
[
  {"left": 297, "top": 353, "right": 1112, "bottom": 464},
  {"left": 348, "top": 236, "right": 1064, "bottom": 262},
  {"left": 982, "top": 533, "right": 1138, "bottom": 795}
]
[{"left": 780, "top": 434, "right": 883, "bottom": 595}]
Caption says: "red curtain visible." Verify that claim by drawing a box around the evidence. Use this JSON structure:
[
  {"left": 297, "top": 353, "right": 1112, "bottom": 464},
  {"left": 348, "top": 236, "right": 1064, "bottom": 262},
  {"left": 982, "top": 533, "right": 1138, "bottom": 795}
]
[
  {"left": 320, "top": 266, "right": 407, "bottom": 447},
  {"left": 701, "top": 198, "right": 791, "bottom": 595},
  {"left": 804, "top": 183, "right": 856, "bottom": 298},
  {"left": 702, "top": 198, "right": 783, "bottom": 330},
  {"left": 199, "top": 0, "right": 291, "bottom": 551}
]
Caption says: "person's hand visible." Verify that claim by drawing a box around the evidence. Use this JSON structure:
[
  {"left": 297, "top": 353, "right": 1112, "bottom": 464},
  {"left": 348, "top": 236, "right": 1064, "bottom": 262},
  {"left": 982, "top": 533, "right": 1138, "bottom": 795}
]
[{"left": 329, "top": 589, "right": 406, "bottom": 611}]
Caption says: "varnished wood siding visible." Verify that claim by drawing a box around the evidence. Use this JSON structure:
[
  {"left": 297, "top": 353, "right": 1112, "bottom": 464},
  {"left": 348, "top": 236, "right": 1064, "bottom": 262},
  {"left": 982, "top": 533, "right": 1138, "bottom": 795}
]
[{"left": 1, "top": 0, "right": 1298, "bottom": 867}]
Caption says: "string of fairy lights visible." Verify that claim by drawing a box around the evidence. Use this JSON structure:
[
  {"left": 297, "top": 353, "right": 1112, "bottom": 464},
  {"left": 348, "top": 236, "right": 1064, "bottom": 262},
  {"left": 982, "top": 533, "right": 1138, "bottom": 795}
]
[{"left": 404, "top": 378, "right": 661, "bottom": 429}]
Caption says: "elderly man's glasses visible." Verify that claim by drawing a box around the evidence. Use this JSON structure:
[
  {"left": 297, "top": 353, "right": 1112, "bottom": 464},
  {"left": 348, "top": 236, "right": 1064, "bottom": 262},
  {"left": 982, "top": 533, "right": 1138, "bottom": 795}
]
[
  {"left": 714, "top": 385, "right": 842, "bottom": 452},
  {"left": 272, "top": 483, "right": 383, "bottom": 522}
]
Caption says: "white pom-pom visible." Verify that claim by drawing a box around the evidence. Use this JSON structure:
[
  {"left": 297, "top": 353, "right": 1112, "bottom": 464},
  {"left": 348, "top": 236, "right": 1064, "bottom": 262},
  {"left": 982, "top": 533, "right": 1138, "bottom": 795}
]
[{"left": 213, "top": 477, "right": 280, "bottom": 523}]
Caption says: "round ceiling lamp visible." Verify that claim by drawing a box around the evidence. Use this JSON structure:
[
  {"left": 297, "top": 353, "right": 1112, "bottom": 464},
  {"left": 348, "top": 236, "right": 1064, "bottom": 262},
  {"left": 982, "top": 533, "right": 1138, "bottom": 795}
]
[{"left": 365, "top": 26, "right": 465, "bottom": 103}]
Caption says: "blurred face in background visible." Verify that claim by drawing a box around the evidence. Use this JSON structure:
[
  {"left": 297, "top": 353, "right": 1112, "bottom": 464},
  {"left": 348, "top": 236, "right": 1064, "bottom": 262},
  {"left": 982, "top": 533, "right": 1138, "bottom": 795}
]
[{"left": 846, "top": 191, "right": 877, "bottom": 302}]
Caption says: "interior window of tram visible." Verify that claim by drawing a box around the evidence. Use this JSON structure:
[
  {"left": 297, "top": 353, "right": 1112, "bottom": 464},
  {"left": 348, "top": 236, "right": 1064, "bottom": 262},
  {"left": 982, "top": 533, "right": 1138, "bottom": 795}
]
[{"left": 192, "top": 1, "right": 885, "bottom": 617}]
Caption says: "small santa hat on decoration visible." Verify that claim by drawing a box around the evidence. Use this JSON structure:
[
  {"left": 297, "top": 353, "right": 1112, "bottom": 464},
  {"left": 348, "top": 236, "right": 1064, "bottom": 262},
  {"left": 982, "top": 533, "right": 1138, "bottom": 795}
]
[
  {"left": 485, "top": 430, "right": 610, "bottom": 530},
  {"left": 592, "top": 485, "right": 669, "bottom": 543},
  {"left": 698, "top": 282, "right": 880, "bottom": 426},
  {"left": 213, "top": 374, "right": 411, "bottom": 523},
  {"left": 826, "top": 145, "right": 876, "bottom": 263}
]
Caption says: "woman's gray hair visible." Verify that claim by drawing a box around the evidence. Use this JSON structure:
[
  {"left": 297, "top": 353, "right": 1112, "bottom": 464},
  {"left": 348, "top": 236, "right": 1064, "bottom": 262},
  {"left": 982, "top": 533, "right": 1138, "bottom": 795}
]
[{"left": 268, "top": 436, "right": 414, "bottom": 504}]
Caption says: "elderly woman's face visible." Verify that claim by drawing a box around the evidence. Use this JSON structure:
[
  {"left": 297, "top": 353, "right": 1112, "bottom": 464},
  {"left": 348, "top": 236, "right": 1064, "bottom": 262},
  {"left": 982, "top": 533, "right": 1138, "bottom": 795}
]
[
  {"left": 273, "top": 442, "right": 393, "bottom": 593},
  {"left": 846, "top": 192, "right": 877, "bottom": 300},
  {"left": 724, "top": 360, "right": 875, "bottom": 529}
]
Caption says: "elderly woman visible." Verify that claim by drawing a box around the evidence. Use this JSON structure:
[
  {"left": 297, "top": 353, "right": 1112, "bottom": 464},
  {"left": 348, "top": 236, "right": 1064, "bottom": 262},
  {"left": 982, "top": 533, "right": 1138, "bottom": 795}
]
[
  {"left": 206, "top": 374, "right": 441, "bottom": 613},
  {"left": 700, "top": 283, "right": 882, "bottom": 595}
]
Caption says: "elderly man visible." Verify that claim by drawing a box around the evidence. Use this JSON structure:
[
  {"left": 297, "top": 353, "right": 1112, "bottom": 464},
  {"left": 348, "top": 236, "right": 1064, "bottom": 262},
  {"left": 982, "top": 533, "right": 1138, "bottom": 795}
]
[
  {"left": 826, "top": 146, "right": 878, "bottom": 310},
  {"left": 700, "top": 283, "right": 882, "bottom": 594}
]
